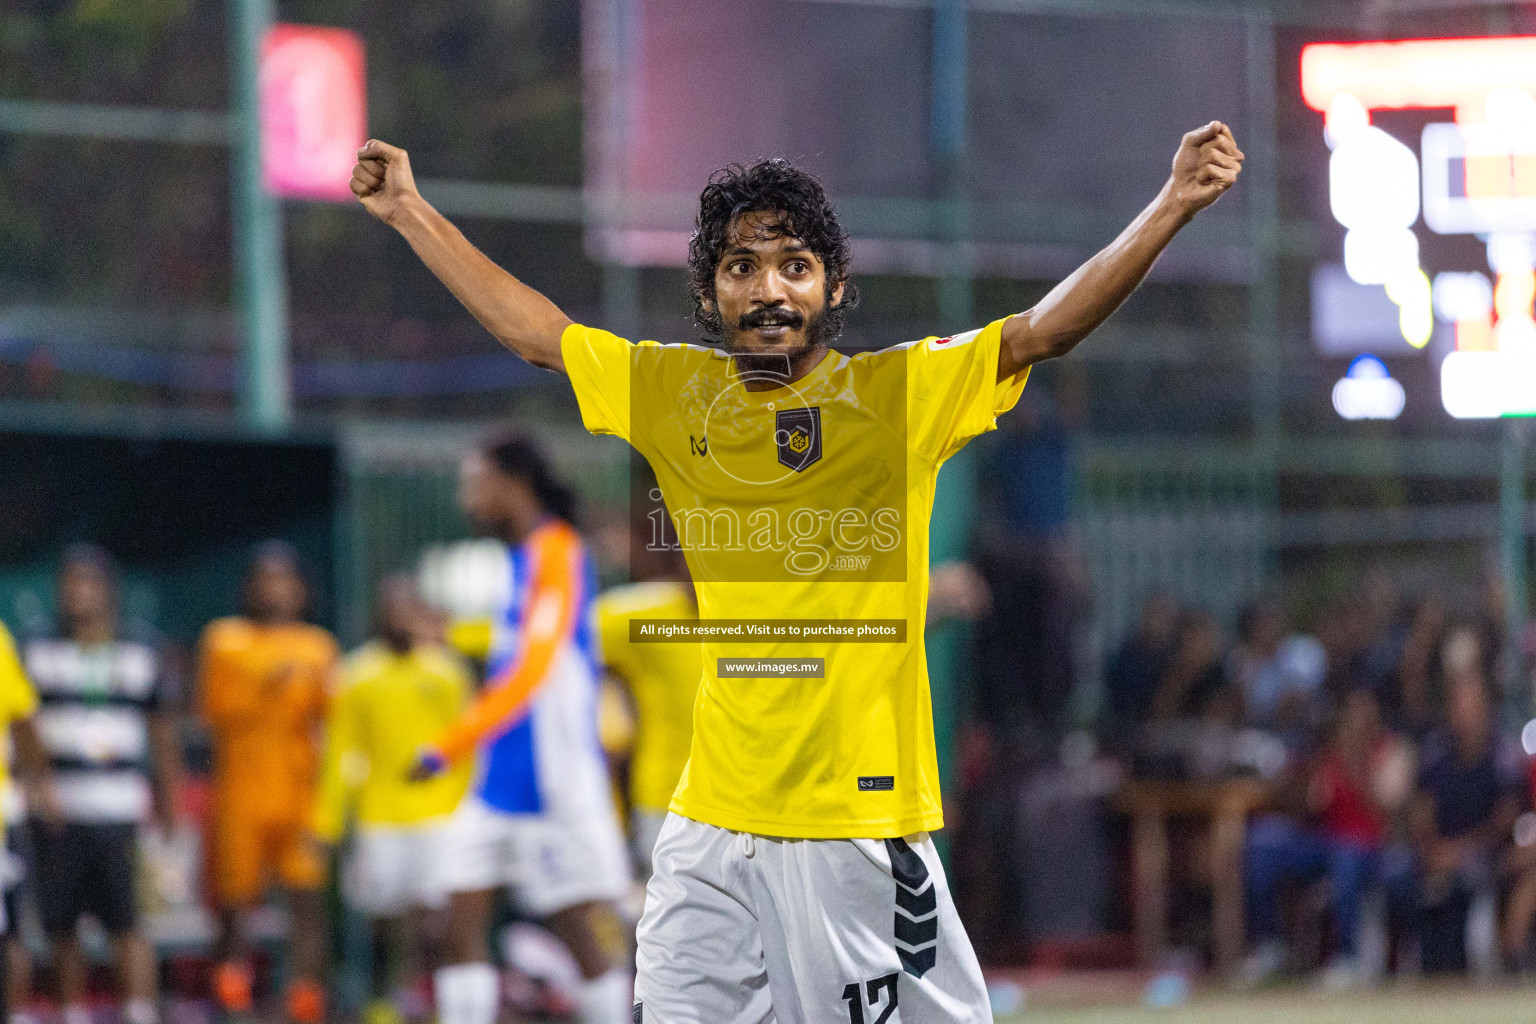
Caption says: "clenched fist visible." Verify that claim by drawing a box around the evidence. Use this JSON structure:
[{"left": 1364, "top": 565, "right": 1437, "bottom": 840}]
[
  {"left": 351, "top": 139, "right": 420, "bottom": 225},
  {"left": 1166, "top": 121, "right": 1244, "bottom": 216}
]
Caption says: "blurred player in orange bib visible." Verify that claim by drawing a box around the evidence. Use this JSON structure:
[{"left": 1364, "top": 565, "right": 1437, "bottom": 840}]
[{"left": 198, "top": 542, "right": 338, "bottom": 1022}]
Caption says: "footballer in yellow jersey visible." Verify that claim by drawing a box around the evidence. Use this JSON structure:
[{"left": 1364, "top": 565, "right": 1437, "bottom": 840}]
[
  {"left": 0, "top": 621, "right": 46, "bottom": 835},
  {"left": 355, "top": 122, "right": 1243, "bottom": 1022},
  {"left": 315, "top": 575, "right": 472, "bottom": 1017}
]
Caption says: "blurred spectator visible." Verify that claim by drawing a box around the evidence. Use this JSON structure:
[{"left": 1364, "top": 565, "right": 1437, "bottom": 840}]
[
  {"left": 1228, "top": 601, "right": 1327, "bottom": 738},
  {"left": 1315, "top": 596, "right": 1367, "bottom": 698},
  {"left": 1103, "top": 593, "right": 1178, "bottom": 735},
  {"left": 1476, "top": 569, "right": 1508, "bottom": 694},
  {"left": 987, "top": 394, "right": 1072, "bottom": 540},
  {"left": 198, "top": 543, "right": 338, "bottom": 1022},
  {"left": 1240, "top": 689, "right": 1413, "bottom": 989},
  {"left": 971, "top": 539, "right": 1087, "bottom": 739},
  {"left": 1409, "top": 633, "right": 1524, "bottom": 976},
  {"left": 927, "top": 561, "right": 992, "bottom": 628},
  {"left": 1150, "top": 611, "right": 1233, "bottom": 723},
  {"left": 1391, "top": 598, "right": 1447, "bottom": 736},
  {"left": 1500, "top": 753, "right": 1536, "bottom": 970},
  {"left": 20, "top": 545, "right": 178, "bottom": 1024}
]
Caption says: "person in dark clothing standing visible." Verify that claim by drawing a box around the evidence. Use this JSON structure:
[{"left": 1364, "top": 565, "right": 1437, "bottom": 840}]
[
  {"left": 1408, "top": 630, "right": 1523, "bottom": 976},
  {"left": 20, "top": 546, "right": 182, "bottom": 1024}
]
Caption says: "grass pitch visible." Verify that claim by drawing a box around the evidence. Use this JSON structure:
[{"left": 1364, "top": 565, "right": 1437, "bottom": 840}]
[{"left": 997, "top": 984, "right": 1536, "bottom": 1024}]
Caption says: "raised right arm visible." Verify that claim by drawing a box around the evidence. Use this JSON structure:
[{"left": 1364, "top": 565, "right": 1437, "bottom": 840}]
[{"left": 351, "top": 140, "right": 571, "bottom": 373}]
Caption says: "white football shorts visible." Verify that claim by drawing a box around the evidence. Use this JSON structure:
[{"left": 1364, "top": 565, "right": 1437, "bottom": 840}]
[
  {"left": 633, "top": 813, "right": 991, "bottom": 1023},
  {"left": 344, "top": 821, "right": 454, "bottom": 917},
  {"left": 436, "top": 795, "right": 631, "bottom": 918}
]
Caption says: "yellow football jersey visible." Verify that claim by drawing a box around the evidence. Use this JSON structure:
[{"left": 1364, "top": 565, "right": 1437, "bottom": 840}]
[
  {"left": 596, "top": 581, "right": 701, "bottom": 814},
  {"left": 314, "top": 640, "right": 473, "bottom": 840},
  {"left": 562, "top": 316, "right": 1026, "bottom": 838},
  {"left": 0, "top": 623, "right": 38, "bottom": 829}
]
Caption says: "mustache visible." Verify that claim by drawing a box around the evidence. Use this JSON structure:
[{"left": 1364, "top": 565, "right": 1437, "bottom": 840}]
[{"left": 738, "top": 306, "right": 805, "bottom": 330}]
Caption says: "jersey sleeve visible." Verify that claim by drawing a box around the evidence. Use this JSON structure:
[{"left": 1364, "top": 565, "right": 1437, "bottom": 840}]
[
  {"left": 561, "top": 323, "right": 635, "bottom": 442},
  {"left": 0, "top": 625, "right": 37, "bottom": 723},
  {"left": 433, "top": 526, "right": 584, "bottom": 764},
  {"left": 312, "top": 668, "right": 363, "bottom": 843},
  {"left": 906, "top": 316, "right": 1029, "bottom": 464}
]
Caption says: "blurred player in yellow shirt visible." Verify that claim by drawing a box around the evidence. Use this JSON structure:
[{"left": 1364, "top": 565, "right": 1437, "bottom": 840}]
[
  {"left": 595, "top": 539, "right": 698, "bottom": 878},
  {"left": 0, "top": 617, "right": 58, "bottom": 1024},
  {"left": 315, "top": 575, "right": 472, "bottom": 1024},
  {"left": 198, "top": 542, "right": 338, "bottom": 1023}
]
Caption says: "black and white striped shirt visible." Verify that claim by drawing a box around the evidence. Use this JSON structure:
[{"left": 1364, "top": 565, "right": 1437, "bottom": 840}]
[{"left": 22, "top": 634, "right": 166, "bottom": 824}]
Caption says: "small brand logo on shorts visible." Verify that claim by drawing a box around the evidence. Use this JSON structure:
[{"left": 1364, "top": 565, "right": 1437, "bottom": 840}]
[{"left": 858, "top": 776, "right": 895, "bottom": 791}]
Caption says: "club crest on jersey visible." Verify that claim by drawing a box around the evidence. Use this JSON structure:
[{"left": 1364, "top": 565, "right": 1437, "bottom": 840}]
[{"left": 775, "top": 407, "right": 822, "bottom": 472}]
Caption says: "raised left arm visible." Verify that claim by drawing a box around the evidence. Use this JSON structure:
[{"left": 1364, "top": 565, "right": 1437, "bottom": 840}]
[{"left": 998, "top": 121, "right": 1244, "bottom": 380}]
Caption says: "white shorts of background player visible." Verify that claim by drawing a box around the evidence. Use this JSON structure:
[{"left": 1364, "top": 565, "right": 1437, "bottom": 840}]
[{"left": 435, "top": 794, "right": 631, "bottom": 918}]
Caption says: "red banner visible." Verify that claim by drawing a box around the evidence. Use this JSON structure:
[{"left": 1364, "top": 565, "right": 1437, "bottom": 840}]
[{"left": 259, "top": 23, "right": 366, "bottom": 201}]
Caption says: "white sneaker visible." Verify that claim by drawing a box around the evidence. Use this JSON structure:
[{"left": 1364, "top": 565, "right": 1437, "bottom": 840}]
[
  {"left": 1316, "top": 955, "right": 1362, "bottom": 992},
  {"left": 1238, "top": 939, "right": 1286, "bottom": 988}
]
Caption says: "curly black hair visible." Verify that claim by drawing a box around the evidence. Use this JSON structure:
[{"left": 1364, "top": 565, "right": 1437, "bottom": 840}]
[{"left": 687, "top": 158, "right": 859, "bottom": 341}]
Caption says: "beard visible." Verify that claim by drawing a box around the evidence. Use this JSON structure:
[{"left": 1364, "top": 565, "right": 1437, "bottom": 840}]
[{"left": 722, "top": 302, "right": 838, "bottom": 380}]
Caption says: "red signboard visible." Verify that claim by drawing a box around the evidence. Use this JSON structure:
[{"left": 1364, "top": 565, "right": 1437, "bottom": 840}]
[{"left": 259, "top": 23, "right": 366, "bottom": 201}]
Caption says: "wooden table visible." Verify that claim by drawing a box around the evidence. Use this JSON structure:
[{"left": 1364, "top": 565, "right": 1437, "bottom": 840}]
[{"left": 1114, "top": 778, "right": 1272, "bottom": 976}]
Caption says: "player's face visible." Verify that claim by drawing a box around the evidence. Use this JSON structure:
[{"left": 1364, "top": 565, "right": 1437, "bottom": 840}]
[
  {"left": 458, "top": 452, "right": 505, "bottom": 532},
  {"left": 376, "top": 579, "right": 421, "bottom": 649},
  {"left": 458, "top": 452, "right": 541, "bottom": 540},
  {"left": 248, "top": 559, "right": 306, "bottom": 622},
  {"left": 711, "top": 212, "right": 844, "bottom": 371},
  {"left": 59, "top": 563, "right": 113, "bottom": 629}
]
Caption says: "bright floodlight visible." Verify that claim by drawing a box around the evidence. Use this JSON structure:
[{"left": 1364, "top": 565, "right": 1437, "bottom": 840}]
[
  {"left": 1485, "top": 87, "right": 1536, "bottom": 133},
  {"left": 1432, "top": 271, "right": 1493, "bottom": 322},
  {"left": 1442, "top": 349, "right": 1536, "bottom": 416},
  {"left": 1330, "top": 126, "right": 1420, "bottom": 231},
  {"left": 1489, "top": 234, "right": 1536, "bottom": 272},
  {"left": 1325, "top": 92, "right": 1370, "bottom": 148},
  {"left": 1343, "top": 227, "right": 1418, "bottom": 286},
  {"left": 1333, "top": 355, "right": 1406, "bottom": 420}
]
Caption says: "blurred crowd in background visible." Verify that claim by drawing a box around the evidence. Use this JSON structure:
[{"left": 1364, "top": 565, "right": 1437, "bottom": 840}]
[{"left": 953, "top": 515, "right": 1536, "bottom": 992}]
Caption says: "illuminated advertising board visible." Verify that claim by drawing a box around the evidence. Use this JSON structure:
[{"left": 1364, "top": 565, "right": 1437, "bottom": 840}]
[{"left": 1301, "top": 36, "right": 1536, "bottom": 418}]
